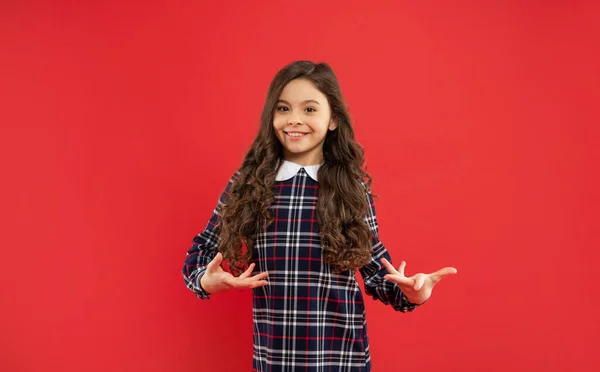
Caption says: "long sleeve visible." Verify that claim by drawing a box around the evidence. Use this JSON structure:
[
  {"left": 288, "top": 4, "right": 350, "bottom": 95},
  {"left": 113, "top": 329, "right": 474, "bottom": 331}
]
[
  {"left": 358, "top": 191, "right": 419, "bottom": 312},
  {"left": 182, "top": 171, "right": 239, "bottom": 299}
]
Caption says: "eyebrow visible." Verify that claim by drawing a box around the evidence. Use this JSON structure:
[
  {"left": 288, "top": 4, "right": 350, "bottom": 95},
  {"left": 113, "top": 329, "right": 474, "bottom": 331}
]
[{"left": 277, "top": 99, "right": 321, "bottom": 105}]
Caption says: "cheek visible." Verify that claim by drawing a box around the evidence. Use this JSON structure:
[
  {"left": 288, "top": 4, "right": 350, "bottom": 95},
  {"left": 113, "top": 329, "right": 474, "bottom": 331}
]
[
  {"left": 310, "top": 118, "right": 331, "bottom": 134},
  {"left": 272, "top": 116, "right": 285, "bottom": 130}
]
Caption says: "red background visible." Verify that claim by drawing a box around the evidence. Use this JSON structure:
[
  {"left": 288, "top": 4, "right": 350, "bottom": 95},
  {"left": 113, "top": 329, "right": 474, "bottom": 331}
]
[{"left": 1, "top": 1, "right": 598, "bottom": 371}]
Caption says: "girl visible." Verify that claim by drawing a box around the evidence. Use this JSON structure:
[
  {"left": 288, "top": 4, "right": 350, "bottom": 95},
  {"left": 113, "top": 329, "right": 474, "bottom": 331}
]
[{"left": 182, "top": 60, "right": 457, "bottom": 372}]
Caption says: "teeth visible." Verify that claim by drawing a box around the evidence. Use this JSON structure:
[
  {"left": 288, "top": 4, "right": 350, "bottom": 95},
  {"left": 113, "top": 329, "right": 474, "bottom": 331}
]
[{"left": 287, "top": 133, "right": 305, "bottom": 137}]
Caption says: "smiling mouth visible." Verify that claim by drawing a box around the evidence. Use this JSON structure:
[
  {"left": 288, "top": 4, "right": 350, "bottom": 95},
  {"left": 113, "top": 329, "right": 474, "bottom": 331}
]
[{"left": 285, "top": 132, "right": 308, "bottom": 138}]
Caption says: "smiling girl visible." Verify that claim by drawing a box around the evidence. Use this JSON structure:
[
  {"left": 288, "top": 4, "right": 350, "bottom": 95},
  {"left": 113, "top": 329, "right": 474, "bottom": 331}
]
[{"left": 182, "top": 60, "right": 457, "bottom": 372}]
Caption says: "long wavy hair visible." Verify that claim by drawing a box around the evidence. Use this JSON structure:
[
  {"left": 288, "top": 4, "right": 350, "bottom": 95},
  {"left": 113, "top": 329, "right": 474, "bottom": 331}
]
[{"left": 218, "top": 60, "right": 375, "bottom": 275}]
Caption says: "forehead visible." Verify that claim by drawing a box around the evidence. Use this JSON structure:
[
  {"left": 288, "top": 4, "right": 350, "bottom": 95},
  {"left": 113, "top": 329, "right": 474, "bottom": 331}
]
[{"left": 279, "top": 79, "right": 327, "bottom": 103}]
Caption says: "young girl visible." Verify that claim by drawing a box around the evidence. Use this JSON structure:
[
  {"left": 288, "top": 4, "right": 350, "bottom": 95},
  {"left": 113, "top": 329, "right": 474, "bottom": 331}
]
[{"left": 182, "top": 60, "right": 457, "bottom": 372}]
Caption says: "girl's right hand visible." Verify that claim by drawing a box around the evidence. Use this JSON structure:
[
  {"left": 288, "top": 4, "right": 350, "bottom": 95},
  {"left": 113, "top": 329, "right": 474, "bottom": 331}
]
[{"left": 200, "top": 252, "right": 269, "bottom": 294}]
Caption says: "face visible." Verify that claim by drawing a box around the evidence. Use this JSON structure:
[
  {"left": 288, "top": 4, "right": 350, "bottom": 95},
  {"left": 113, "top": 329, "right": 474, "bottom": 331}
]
[{"left": 273, "top": 78, "right": 338, "bottom": 166}]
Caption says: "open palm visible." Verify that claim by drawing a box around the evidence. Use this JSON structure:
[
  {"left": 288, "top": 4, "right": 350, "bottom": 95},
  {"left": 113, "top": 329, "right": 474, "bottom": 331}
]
[
  {"left": 200, "top": 252, "right": 269, "bottom": 294},
  {"left": 381, "top": 258, "right": 457, "bottom": 305}
]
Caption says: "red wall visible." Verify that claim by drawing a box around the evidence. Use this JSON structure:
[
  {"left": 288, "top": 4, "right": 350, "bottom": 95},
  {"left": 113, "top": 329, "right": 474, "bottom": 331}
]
[{"left": 1, "top": 1, "right": 598, "bottom": 371}]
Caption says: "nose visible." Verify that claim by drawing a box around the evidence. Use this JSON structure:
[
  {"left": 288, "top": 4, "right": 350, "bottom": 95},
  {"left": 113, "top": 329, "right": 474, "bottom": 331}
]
[{"left": 288, "top": 112, "right": 303, "bottom": 126}]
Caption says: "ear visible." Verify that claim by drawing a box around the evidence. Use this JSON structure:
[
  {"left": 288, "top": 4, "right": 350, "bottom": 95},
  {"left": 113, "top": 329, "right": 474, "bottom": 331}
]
[{"left": 328, "top": 118, "right": 338, "bottom": 131}]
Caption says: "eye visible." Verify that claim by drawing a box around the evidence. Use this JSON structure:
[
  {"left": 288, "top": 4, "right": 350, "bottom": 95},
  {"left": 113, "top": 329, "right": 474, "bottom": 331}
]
[
  {"left": 276, "top": 106, "right": 288, "bottom": 112},
  {"left": 305, "top": 107, "right": 316, "bottom": 113}
]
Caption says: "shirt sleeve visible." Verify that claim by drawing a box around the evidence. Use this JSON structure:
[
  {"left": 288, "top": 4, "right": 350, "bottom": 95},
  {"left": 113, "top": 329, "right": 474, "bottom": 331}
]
[
  {"left": 358, "top": 190, "right": 421, "bottom": 312},
  {"left": 182, "top": 171, "right": 239, "bottom": 299}
]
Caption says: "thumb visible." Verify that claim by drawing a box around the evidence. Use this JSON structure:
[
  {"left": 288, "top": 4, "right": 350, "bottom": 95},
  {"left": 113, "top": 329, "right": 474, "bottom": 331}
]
[{"left": 207, "top": 252, "right": 223, "bottom": 272}]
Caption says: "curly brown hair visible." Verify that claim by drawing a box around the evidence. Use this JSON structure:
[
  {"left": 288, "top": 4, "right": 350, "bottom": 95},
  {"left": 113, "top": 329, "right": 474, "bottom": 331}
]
[{"left": 218, "top": 60, "right": 375, "bottom": 275}]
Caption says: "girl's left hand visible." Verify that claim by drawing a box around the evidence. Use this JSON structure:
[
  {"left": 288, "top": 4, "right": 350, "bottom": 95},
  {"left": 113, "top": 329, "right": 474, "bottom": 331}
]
[{"left": 381, "top": 258, "right": 457, "bottom": 306}]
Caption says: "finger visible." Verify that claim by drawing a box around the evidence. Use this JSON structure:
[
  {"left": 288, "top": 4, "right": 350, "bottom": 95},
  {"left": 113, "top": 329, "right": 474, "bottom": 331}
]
[
  {"left": 384, "top": 274, "right": 412, "bottom": 286},
  {"left": 397, "top": 261, "right": 406, "bottom": 276},
  {"left": 249, "top": 280, "right": 269, "bottom": 289},
  {"left": 249, "top": 271, "right": 269, "bottom": 280},
  {"left": 206, "top": 252, "right": 223, "bottom": 272},
  {"left": 239, "top": 263, "right": 256, "bottom": 279},
  {"left": 430, "top": 267, "right": 458, "bottom": 283},
  {"left": 413, "top": 274, "right": 426, "bottom": 291},
  {"left": 380, "top": 258, "right": 399, "bottom": 275},
  {"left": 238, "top": 274, "right": 269, "bottom": 289}
]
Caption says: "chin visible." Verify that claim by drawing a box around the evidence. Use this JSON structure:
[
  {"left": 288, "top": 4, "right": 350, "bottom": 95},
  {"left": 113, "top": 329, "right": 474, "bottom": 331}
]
[{"left": 283, "top": 147, "right": 305, "bottom": 154}]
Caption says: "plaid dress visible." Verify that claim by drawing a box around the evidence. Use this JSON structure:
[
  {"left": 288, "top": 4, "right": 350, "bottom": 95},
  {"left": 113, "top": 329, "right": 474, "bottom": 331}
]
[{"left": 183, "top": 165, "right": 418, "bottom": 372}]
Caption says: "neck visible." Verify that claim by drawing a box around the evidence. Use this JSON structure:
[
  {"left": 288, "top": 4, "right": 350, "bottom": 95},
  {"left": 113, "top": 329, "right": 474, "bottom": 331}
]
[{"left": 282, "top": 151, "right": 324, "bottom": 166}]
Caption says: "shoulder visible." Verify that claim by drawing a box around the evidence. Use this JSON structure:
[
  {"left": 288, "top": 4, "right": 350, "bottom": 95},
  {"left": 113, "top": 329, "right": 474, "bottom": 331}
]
[
  {"left": 219, "top": 169, "right": 242, "bottom": 195},
  {"left": 359, "top": 179, "right": 375, "bottom": 202}
]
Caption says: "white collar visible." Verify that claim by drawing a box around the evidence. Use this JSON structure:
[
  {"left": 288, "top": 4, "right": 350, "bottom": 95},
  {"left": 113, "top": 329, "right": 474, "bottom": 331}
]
[{"left": 275, "top": 159, "right": 322, "bottom": 182}]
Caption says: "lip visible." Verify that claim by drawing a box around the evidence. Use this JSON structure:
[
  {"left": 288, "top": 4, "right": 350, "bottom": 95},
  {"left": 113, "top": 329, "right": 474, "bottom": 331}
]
[{"left": 284, "top": 131, "right": 309, "bottom": 141}]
